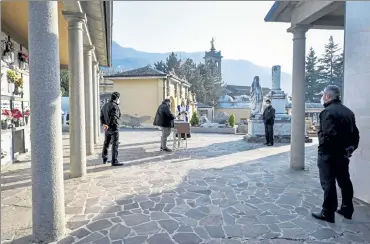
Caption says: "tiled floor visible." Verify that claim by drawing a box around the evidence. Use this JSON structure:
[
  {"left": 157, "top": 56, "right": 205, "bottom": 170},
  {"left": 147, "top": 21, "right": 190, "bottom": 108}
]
[{"left": 2, "top": 130, "right": 370, "bottom": 244}]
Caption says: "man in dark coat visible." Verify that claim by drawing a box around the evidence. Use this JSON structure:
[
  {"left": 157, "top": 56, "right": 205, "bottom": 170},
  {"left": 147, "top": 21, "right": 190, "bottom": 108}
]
[
  {"left": 312, "top": 85, "right": 360, "bottom": 223},
  {"left": 100, "top": 92, "right": 123, "bottom": 166},
  {"left": 153, "top": 98, "right": 175, "bottom": 152},
  {"left": 262, "top": 99, "right": 275, "bottom": 146}
]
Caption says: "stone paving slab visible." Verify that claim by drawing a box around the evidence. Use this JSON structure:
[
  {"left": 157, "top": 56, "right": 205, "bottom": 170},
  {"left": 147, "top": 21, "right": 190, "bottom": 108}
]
[{"left": 2, "top": 130, "right": 370, "bottom": 244}]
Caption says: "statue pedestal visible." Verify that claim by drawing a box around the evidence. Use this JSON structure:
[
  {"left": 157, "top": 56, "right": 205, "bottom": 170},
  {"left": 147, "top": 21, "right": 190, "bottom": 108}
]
[
  {"left": 244, "top": 65, "right": 312, "bottom": 144},
  {"left": 244, "top": 116, "right": 292, "bottom": 143},
  {"left": 244, "top": 115, "right": 312, "bottom": 143}
]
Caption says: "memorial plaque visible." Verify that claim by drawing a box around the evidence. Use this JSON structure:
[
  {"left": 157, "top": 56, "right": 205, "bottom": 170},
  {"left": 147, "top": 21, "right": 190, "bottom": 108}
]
[{"left": 1, "top": 132, "right": 13, "bottom": 165}]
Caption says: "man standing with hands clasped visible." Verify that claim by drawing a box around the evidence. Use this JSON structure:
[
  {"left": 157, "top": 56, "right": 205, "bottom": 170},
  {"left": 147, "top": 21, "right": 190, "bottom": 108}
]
[
  {"left": 153, "top": 98, "right": 175, "bottom": 152},
  {"left": 262, "top": 99, "right": 275, "bottom": 146},
  {"left": 312, "top": 85, "right": 360, "bottom": 223},
  {"left": 100, "top": 92, "right": 124, "bottom": 166}
]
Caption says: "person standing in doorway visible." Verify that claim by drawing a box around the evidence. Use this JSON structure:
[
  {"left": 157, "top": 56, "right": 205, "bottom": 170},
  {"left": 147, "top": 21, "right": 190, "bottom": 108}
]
[
  {"left": 262, "top": 99, "right": 275, "bottom": 146},
  {"left": 100, "top": 92, "right": 123, "bottom": 166},
  {"left": 153, "top": 98, "right": 175, "bottom": 152},
  {"left": 312, "top": 85, "right": 360, "bottom": 223}
]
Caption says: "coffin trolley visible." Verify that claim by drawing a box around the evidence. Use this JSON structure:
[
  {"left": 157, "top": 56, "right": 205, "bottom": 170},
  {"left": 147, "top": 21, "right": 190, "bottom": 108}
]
[{"left": 172, "top": 120, "right": 190, "bottom": 150}]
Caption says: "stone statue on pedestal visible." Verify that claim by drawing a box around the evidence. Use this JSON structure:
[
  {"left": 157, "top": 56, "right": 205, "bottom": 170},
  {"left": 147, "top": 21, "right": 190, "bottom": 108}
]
[
  {"left": 210, "top": 37, "right": 215, "bottom": 50},
  {"left": 250, "top": 76, "right": 263, "bottom": 117}
]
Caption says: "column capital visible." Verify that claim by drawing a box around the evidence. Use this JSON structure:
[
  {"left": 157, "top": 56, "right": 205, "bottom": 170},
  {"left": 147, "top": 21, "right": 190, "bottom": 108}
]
[
  {"left": 62, "top": 11, "right": 86, "bottom": 24},
  {"left": 287, "top": 25, "right": 309, "bottom": 39},
  {"left": 84, "top": 45, "right": 95, "bottom": 53}
]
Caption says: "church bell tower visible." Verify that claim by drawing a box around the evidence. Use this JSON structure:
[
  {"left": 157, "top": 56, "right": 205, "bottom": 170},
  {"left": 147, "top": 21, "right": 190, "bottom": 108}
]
[{"left": 204, "top": 37, "right": 223, "bottom": 75}]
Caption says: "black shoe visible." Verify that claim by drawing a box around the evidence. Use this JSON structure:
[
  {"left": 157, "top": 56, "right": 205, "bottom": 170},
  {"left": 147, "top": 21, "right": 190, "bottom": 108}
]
[
  {"left": 264, "top": 142, "right": 269, "bottom": 145},
  {"left": 103, "top": 159, "right": 110, "bottom": 164},
  {"left": 336, "top": 208, "right": 354, "bottom": 220},
  {"left": 267, "top": 143, "right": 274, "bottom": 146},
  {"left": 111, "top": 162, "right": 124, "bottom": 166},
  {"left": 311, "top": 212, "right": 335, "bottom": 223},
  {"left": 161, "top": 147, "right": 172, "bottom": 152}
]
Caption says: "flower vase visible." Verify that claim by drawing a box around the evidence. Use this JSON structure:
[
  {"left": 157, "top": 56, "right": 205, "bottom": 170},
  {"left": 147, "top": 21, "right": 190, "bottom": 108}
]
[
  {"left": 20, "top": 61, "right": 27, "bottom": 70},
  {"left": 14, "top": 85, "right": 22, "bottom": 95},
  {"left": 2, "top": 52, "right": 11, "bottom": 63},
  {"left": 14, "top": 120, "right": 20, "bottom": 127},
  {"left": 25, "top": 117, "right": 29, "bottom": 125},
  {"left": 1, "top": 121, "right": 8, "bottom": 130},
  {"left": 9, "top": 52, "right": 15, "bottom": 63},
  {"left": 8, "top": 82, "right": 15, "bottom": 94}
]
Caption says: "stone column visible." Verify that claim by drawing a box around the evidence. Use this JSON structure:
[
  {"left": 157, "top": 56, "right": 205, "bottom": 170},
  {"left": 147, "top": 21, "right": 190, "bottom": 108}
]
[
  {"left": 92, "top": 61, "right": 99, "bottom": 144},
  {"left": 84, "top": 45, "right": 94, "bottom": 155},
  {"left": 272, "top": 65, "right": 281, "bottom": 90},
  {"left": 97, "top": 70, "right": 103, "bottom": 139},
  {"left": 289, "top": 26, "right": 307, "bottom": 170},
  {"left": 344, "top": 2, "right": 370, "bottom": 203},
  {"left": 28, "top": 2, "right": 65, "bottom": 242},
  {"left": 63, "top": 11, "right": 87, "bottom": 177}
]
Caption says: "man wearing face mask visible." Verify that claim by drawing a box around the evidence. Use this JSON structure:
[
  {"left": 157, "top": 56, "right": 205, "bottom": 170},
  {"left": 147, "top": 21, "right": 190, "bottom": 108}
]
[
  {"left": 312, "top": 85, "right": 360, "bottom": 223},
  {"left": 262, "top": 99, "right": 275, "bottom": 146},
  {"left": 153, "top": 98, "right": 175, "bottom": 152},
  {"left": 100, "top": 92, "right": 123, "bottom": 166}
]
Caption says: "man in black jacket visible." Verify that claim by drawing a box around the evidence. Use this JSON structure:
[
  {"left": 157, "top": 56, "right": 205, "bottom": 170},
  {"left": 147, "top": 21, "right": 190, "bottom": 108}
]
[
  {"left": 100, "top": 92, "right": 123, "bottom": 166},
  {"left": 262, "top": 99, "right": 275, "bottom": 146},
  {"left": 312, "top": 85, "right": 360, "bottom": 223},
  {"left": 153, "top": 99, "right": 175, "bottom": 152}
]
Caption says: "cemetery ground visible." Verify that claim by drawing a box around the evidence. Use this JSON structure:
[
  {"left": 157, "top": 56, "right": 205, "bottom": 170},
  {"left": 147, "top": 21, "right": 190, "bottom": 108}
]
[{"left": 2, "top": 129, "right": 370, "bottom": 244}]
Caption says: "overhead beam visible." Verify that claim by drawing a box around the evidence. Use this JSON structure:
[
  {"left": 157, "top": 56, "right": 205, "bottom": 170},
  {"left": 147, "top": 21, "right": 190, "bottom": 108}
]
[
  {"left": 291, "top": 1, "right": 343, "bottom": 26},
  {"left": 310, "top": 15, "right": 344, "bottom": 30},
  {"left": 310, "top": 25, "right": 344, "bottom": 31}
]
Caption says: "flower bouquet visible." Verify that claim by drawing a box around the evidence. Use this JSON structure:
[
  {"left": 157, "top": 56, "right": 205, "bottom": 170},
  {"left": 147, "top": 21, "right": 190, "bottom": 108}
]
[
  {"left": 1, "top": 109, "right": 12, "bottom": 129},
  {"left": 14, "top": 77, "right": 24, "bottom": 95},
  {"left": 18, "top": 51, "right": 29, "bottom": 70},
  {"left": 11, "top": 108, "right": 23, "bottom": 127}
]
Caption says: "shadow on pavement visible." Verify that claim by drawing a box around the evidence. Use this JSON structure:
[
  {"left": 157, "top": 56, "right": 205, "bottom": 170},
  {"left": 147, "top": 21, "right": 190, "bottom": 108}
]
[
  {"left": 11, "top": 144, "right": 370, "bottom": 244},
  {"left": 1, "top": 138, "right": 281, "bottom": 192}
]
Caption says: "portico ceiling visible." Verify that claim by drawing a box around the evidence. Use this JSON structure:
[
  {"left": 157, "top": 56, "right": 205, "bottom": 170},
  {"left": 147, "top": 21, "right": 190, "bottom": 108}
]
[
  {"left": 1, "top": 0, "right": 112, "bottom": 67},
  {"left": 264, "top": 1, "right": 345, "bottom": 30}
]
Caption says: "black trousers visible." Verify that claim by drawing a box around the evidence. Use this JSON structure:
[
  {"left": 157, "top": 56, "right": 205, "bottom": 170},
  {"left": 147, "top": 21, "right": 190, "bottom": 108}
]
[
  {"left": 318, "top": 153, "right": 354, "bottom": 214},
  {"left": 102, "top": 129, "right": 119, "bottom": 164},
  {"left": 264, "top": 123, "right": 274, "bottom": 144}
]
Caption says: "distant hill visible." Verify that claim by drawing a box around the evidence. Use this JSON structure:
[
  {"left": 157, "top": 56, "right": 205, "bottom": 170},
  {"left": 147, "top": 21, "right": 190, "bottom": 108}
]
[{"left": 111, "top": 41, "right": 292, "bottom": 94}]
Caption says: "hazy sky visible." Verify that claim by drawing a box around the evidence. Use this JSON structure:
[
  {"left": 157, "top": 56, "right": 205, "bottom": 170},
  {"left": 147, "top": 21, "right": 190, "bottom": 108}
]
[{"left": 113, "top": 1, "right": 344, "bottom": 74}]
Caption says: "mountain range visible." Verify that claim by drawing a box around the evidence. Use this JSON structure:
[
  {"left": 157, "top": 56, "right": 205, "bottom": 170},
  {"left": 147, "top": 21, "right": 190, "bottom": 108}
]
[{"left": 111, "top": 41, "right": 293, "bottom": 94}]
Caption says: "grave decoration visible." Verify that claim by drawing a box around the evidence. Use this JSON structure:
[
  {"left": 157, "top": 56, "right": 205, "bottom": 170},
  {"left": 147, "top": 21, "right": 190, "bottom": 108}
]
[
  {"left": 1, "top": 109, "right": 12, "bottom": 129},
  {"left": 2, "top": 40, "right": 15, "bottom": 64},
  {"left": 18, "top": 51, "right": 28, "bottom": 70},
  {"left": 24, "top": 108, "right": 30, "bottom": 125},
  {"left": 11, "top": 108, "right": 23, "bottom": 127},
  {"left": 14, "top": 77, "right": 24, "bottom": 95}
]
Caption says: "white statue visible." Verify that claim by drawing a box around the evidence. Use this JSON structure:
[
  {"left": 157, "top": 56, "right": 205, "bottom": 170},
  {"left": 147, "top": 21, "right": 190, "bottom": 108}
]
[{"left": 250, "top": 76, "right": 263, "bottom": 117}]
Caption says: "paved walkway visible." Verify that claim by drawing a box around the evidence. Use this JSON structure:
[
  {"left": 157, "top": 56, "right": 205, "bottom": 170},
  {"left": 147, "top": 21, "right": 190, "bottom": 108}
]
[{"left": 2, "top": 130, "right": 370, "bottom": 244}]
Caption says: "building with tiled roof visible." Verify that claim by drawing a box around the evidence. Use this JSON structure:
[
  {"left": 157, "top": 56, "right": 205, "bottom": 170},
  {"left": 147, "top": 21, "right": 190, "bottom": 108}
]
[
  {"left": 102, "top": 65, "right": 196, "bottom": 128},
  {"left": 104, "top": 65, "right": 167, "bottom": 78}
]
